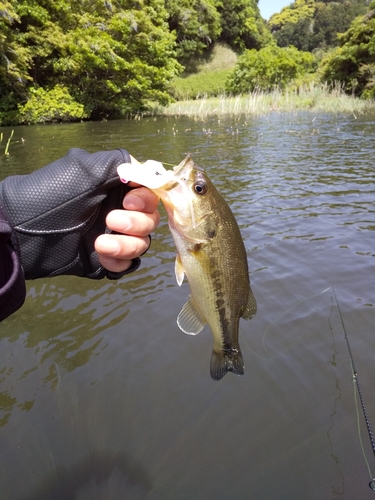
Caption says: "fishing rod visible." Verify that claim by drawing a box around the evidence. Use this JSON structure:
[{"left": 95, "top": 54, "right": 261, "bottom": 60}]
[{"left": 333, "top": 288, "right": 375, "bottom": 491}]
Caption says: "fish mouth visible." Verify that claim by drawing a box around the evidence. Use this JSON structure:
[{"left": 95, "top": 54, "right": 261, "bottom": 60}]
[
  {"left": 167, "top": 156, "right": 201, "bottom": 229},
  {"left": 173, "top": 155, "right": 204, "bottom": 179},
  {"left": 173, "top": 155, "right": 193, "bottom": 176},
  {"left": 117, "top": 155, "right": 203, "bottom": 229},
  {"left": 116, "top": 155, "right": 202, "bottom": 191}
]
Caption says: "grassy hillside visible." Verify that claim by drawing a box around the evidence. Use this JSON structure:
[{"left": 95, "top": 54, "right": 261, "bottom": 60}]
[
  {"left": 161, "top": 41, "right": 375, "bottom": 117},
  {"left": 170, "top": 43, "right": 238, "bottom": 100}
]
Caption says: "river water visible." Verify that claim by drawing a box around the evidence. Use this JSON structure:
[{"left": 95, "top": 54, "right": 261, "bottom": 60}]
[{"left": 0, "top": 112, "right": 374, "bottom": 499}]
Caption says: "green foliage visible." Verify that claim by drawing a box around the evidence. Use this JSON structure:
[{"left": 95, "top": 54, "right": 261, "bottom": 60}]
[
  {"left": 319, "top": 4, "right": 375, "bottom": 97},
  {"left": 165, "top": 0, "right": 221, "bottom": 62},
  {"left": 311, "top": 1, "right": 368, "bottom": 49},
  {"left": 0, "top": 0, "right": 181, "bottom": 123},
  {"left": 0, "top": 1, "right": 31, "bottom": 106},
  {"left": 216, "top": 0, "right": 273, "bottom": 51},
  {"left": 17, "top": 85, "right": 88, "bottom": 124},
  {"left": 273, "top": 17, "right": 313, "bottom": 52},
  {"left": 359, "top": 64, "right": 375, "bottom": 99},
  {"left": 270, "top": 0, "right": 368, "bottom": 52},
  {"left": 1, "top": 0, "right": 373, "bottom": 123},
  {"left": 269, "top": 0, "right": 316, "bottom": 29},
  {"left": 52, "top": 2, "right": 181, "bottom": 116},
  {"left": 226, "top": 45, "right": 316, "bottom": 94}
]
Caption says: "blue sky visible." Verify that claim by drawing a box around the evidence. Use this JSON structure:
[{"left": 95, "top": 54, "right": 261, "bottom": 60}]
[{"left": 258, "top": 0, "right": 292, "bottom": 20}]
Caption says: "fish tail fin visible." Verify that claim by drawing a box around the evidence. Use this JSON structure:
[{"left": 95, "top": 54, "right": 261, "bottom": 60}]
[{"left": 210, "top": 349, "right": 244, "bottom": 381}]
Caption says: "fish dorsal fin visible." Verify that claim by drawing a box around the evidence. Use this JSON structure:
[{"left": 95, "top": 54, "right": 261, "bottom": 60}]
[
  {"left": 177, "top": 297, "right": 206, "bottom": 335},
  {"left": 175, "top": 254, "right": 185, "bottom": 287},
  {"left": 241, "top": 288, "right": 257, "bottom": 320}
]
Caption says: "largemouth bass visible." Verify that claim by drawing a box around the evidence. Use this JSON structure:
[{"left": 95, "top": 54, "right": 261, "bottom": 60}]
[{"left": 118, "top": 156, "right": 257, "bottom": 380}]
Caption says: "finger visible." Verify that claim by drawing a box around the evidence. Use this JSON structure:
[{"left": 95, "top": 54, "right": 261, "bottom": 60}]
[
  {"left": 106, "top": 209, "right": 160, "bottom": 237},
  {"left": 123, "top": 186, "right": 160, "bottom": 213},
  {"left": 98, "top": 255, "right": 133, "bottom": 273},
  {"left": 95, "top": 233, "right": 150, "bottom": 260}
]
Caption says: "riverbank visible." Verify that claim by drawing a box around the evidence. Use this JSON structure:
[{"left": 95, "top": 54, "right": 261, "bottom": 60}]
[
  {"left": 155, "top": 83, "right": 375, "bottom": 118},
  {"left": 2, "top": 84, "right": 374, "bottom": 129}
]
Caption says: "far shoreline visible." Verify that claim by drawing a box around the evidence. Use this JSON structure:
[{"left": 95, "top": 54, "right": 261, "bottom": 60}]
[{"left": 155, "top": 84, "right": 375, "bottom": 119}]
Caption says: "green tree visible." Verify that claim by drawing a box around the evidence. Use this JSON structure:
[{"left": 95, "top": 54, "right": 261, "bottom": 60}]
[
  {"left": 0, "top": 1, "right": 30, "bottom": 112},
  {"left": 320, "top": 1, "right": 375, "bottom": 97},
  {"left": 268, "top": 0, "right": 315, "bottom": 30},
  {"left": 165, "top": 0, "right": 221, "bottom": 62},
  {"left": 273, "top": 16, "right": 313, "bottom": 52},
  {"left": 53, "top": 0, "right": 181, "bottom": 116},
  {"left": 0, "top": 0, "right": 181, "bottom": 123},
  {"left": 269, "top": 0, "right": 368, "bottom": 52},
  {"left": 216, "top": 0, "right": 273, "bottom": 51},
  {"left": 226, "top": 44, "right": 316, "bottom": 93},
  {"left": 310, "top": 1, "right": 368, "bottom": 50}
]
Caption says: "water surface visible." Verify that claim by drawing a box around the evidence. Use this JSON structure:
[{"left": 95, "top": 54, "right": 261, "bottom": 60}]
[{"left": 0, "top": 112, "right": 374, "bottom": 499}]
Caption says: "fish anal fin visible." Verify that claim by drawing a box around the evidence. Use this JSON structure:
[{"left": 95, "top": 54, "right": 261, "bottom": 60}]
[
  {"left": 210, "top": 349, "right": 244, "bottom": 381},
  {"left": 175, "top": 254, "right": 185, "bottom": 287},
  {"left": 177, "top": 297, "right": 206, "bottom": 335},
  {"left": 241, "top": 288, "right": 257, "bottom": 320}
]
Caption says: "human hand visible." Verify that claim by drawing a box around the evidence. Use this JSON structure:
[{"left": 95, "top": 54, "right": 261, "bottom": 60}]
[
  {"left": 95, "top": 185, "right": 160, "bottom": 273},
  {"left": 0, "top": 148, "right": 159, "bottom": 280}
]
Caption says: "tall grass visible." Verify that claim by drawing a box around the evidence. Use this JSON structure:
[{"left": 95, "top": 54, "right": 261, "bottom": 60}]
[
  {"left": 155, "top": 82, "right": 375, "bottom": 118},
  {"left": 0, "top": 130, "right": 15, "bottom": 156}
]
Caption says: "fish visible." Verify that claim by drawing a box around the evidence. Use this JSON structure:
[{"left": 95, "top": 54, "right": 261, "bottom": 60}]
[{"left": 118, "top": 155, "right": 257, "bottom": 380}]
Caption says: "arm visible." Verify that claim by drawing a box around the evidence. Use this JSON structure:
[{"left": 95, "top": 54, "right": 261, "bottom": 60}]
[
  {"left": 0, "top": 148, "right": 160, "bottom": 321},
  {"left": 0, "top": 208, "right": 26, "bottom": 321}
]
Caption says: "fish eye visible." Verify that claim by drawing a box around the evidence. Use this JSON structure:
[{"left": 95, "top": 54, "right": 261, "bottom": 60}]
[{"left": 194, "top": 181, "right": 207, "bottom": 195}]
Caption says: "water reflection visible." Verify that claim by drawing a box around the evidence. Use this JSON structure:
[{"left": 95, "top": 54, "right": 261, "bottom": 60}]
[
  {"left": 23, "top": 450, "right": 152, "bottom": 500},
  {"left": 326, "top": 294, "right": 345, "bottom": 499},
  {"left": 1, "top": 112, "right": 375, "bottom": 499}
]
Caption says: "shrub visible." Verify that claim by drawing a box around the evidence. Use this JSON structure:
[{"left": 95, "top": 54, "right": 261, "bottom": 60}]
[
  {"left": 319, "top": 5, "right": 375, "bottom": 98},
  {"left": 17, "top": 85, "right": 88, "bottom": 124},
  {"left": 226, "top": 45, "right": 316, "bottom": 94}
]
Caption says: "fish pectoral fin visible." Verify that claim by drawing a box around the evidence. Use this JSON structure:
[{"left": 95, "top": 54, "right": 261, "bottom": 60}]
[
  {"left": 175, "top": 253, "right": 185, "bottom": 287},
  {"left": 241, "top": 288, "right": 257, "bottom": 320},
  {"left": 177, "top": 297, "right": 206, "bottom": 335}
]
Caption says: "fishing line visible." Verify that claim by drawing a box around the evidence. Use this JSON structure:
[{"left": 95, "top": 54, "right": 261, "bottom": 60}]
[
  {"left": 241, "top": 286, "right": 332, "bottom": 361},
  {"left": 353, "top": 371, "right": 373, "bottom": 481},
  {"left": 332, "top": 287, "right": 375, "bottom": 491}
]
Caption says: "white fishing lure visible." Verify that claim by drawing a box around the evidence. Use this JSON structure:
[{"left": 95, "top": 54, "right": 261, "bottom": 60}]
[{"left": 117, "top": 160, "right": 175, "bottom": 189}]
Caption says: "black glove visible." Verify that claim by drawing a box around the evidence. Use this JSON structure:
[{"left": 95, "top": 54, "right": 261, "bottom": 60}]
[{"left": 0, "top": 148, "right": 142, "bottom": 280}]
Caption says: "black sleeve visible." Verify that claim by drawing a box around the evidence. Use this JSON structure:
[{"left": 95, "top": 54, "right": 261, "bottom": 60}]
[
  {"left": 0, "top": 208, "right": 26, "bottom": 321},
  {"left": 0, "top": 148, "right": 141, "bottom": 281}
]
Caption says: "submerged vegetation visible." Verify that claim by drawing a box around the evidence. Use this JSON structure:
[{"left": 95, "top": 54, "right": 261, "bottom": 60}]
[{"left": 0, "top": 0, "right": 374, "bottom": 125}]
